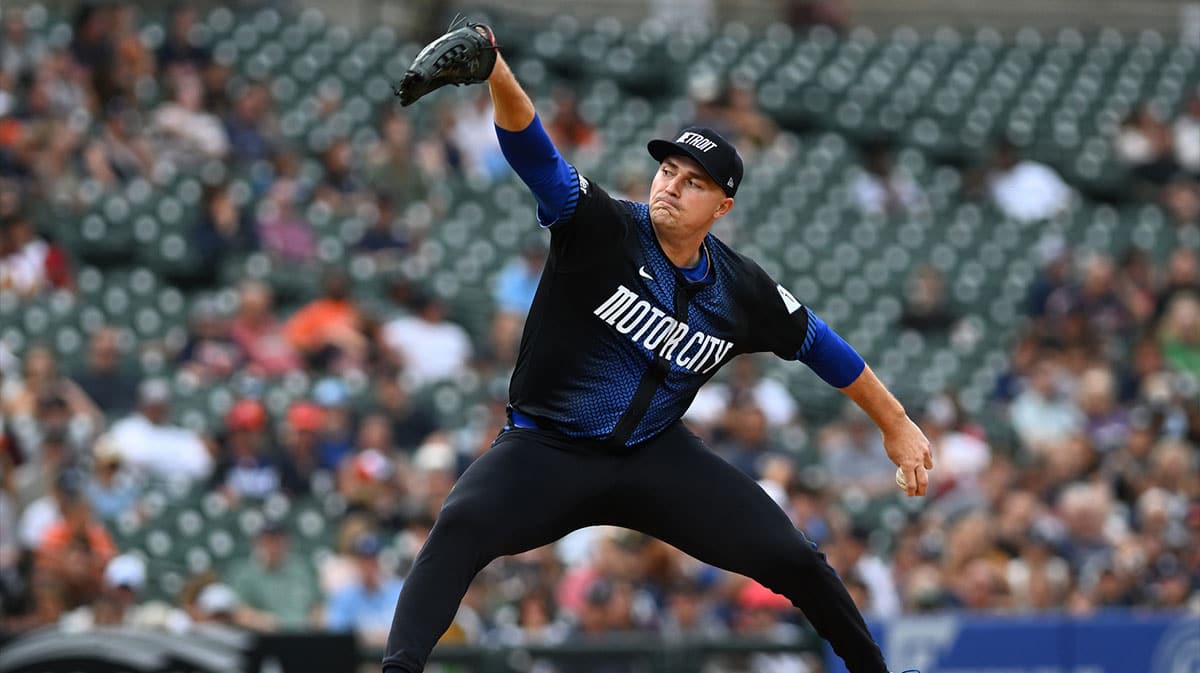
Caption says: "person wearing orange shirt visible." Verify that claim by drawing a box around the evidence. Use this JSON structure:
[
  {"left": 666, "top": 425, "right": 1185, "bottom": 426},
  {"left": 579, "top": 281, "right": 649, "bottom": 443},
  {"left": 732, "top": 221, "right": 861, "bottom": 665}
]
[
  {"left": 283, "top": 270, "right": 368, "bottom": 372},
  {"left": 34, "top": 469, "right": 117, "bottom": 624}
]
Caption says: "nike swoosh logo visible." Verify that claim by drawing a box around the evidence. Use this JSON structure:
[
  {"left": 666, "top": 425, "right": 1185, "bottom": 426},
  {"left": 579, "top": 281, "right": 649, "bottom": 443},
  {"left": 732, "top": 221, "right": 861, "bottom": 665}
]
[{"left": 638, "top": 266, "right": 654, "bottom": 281}]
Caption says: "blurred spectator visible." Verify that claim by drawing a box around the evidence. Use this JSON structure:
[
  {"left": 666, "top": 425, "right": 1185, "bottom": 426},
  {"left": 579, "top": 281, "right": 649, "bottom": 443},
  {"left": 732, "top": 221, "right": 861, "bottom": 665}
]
[
  {"left": 156, "top": 3, "right": 211, "bottom": 75},
  {"left": 339, "top": 438, "right": 403, "bottom": 524},
  {"left": 210, "top": 399, "right": 282, "bottom": 501},
  {"left": 83, "top": 434, "right": 139, "bottom": 522},
  {"left": 1045, "top": 253, "right": 1133, "bottom": 343},
  {"left": 819, "top": 403, "right": 895, "bottom": 495},
  {"left": 985, "top": 140, "right": 1071, "bottom": 222},
  {"left": 73, "top": 326, "right": 139, "bottom": 417},
  {"left": 35, "top": 47, "right": 93, "bottom": 121},
  {"left": 189, "top": 582, "right": 252, "bottom": 627},
  {"left": 223, "top": 82, "right": 276, "bottom": 165},
  {"left": 658, "top": 576, "right": 727, "bottom": 641},
  {"left": 283, "top": 270, "right": 367, "bottom": 373},
  {"left": 1154, "top": 247, "right": 1200, "bottom": 321},
  {"left": 408, "top": 434, "right": 459, "bottom": 520},
  {"left": 0, "top": 212, "right": 73, "bottom": 296},
  {"left": 1, "top": 11, "right": 45, "bottom": 81},
  {"left": 366, "top": 109, "right": 428, "bottom": 205},
  {"left": 82, "top": 98, "right": 153, "bottom": 188},
  {"left": 1004, "top": 521, "right": 1072, "bottom": 611},
  {"left": 379, "top": 289, "right": 473, "bottom": 387},
  {"left": 68, "top": 3, "right": 113, "bottom": 101},
  {"left": 756, "top": 454, "right": 795, "bottom": 511},
  {"left": 1026, "top": 238, "right": 1073, "bottom": 319},
  {"left": 106, "top": 378, "right": 213, "bottom": 482},
  {"left": 1157, "top": 291, "right": 1200, "bottom": 376},
  {"left": 312, "top": 377, "right": 357, "bottom": 470},
  {"left": 1057, "top": 483, "right": 1118, "bottom": 573},
  {"left": 34, "top": 468, "right": 116, "bottom": 623},
  {"left": 899, "top": 265, "right": 957, "bottom": 333},
  {"left": 254, "top": 177, "right": 316, "bottom": 263},
  {"left": 1116, "top": 246, "right": 1158, "bottom": 326},
  {"left": 490, "top": 586, "right": 570, "bottom": 646},
  {"left": 545, "top": 88, "right": 598, "bottom": 155},
  {"left": 12, "top": 423, "right": 72, "bottom": 509},
  {"left": 1174, "top": 92, "right": 1200, "bottom": 176},
  {"left": 191, "top": 183, "right": 257, "bottom": 284},
  {"left": 426, "top": 104, "right": 465, "bottom": 179},
  {"left": 323, "top": 533, "right": 404, "bottom": 647},
  {"left": 1, "top": 345, "right": 101, "bottom": 454},
  {"left": 687, "top": 73, "right": 737, "bottom": 142},
  {"left": 920, "top": 393, "right": 990, "bottom": 493},
  {"left": 453, "top": 92, "right": 506, "bottom": 182},
  {"left": 835, "top": 527, "right": 901, "bottom": 618},
  {"left": 0, "top": 71, "right": 15, "bottom": 120},
  {"left": 722, "top": 81, "right": 778, "bottom": 152},
  {"left": 0, "top": 449, "right": 18, "bottom": 586},
  {"left": 150, "top": 69, "right": 228, "bottom": 165},
  {"left": 354, "top": 195, "right": 409, "bottom": 258},
  {"left": 1115, "top": 104, "right": 1179, "bottom": 186},
  {"left": 785, "top": 482, "right": 831, "bottom": 546},
  {"left": 278, "top": 401, "right": 326, "bottom": 496},
  {"left": 318, "top": 516, "right": 375, "bottom": 597},
  {"left": 368, "top": 371, "right": 436, "bottom": 452},
  {"left": 1111, "top": 100, "right": 1200, "bottom": 224},
  {"left": 952, "top": 557, "right": 1010, "bottom": 611},
  {"left": 200, "top": 59, "right": 232, "bottom": 119},
  {"left": 851, "top": 141, "right": 925, "bottom": 216},
  {"left": 613, "top": 166, "right": 651, "bottom": 202},
  {"left": 59, "top": 554, "right": 188, "bottom": 632},
  {"left": 1075, "top": 366, "right": 1130, "bottom": 455},
  {"left": 567, "top": 575, "right": 635, "bottom": 640},
  {"left": 314, "top": 138, "right": 368, "bottom": 213},
  {"left": 711, "top": 399, "right": 779, "bottom": 479},
  {"left": 1008, "top": 359, "right": 1082, "bottom": 454},
  {"left": 1117, "top": 336, "right": 1168, "bottom": 404},
  {"left": 176, "top": 299, "right": 244, "bottom": 383},
  {"left": 491, "top": 239, "right": 546, "bottom": 362},
  {"left": 229, "top": 280, "right": 301, "bottom": 377},
  {"left": 106, "top": 5, "right": 154, "bottom": 102},
  {"left": 226, "top": 521, "right": 319, "bottom": 631},
  {"left": 687, "top": 356, "right": 799, "bottom": 433},
  {"left": 729, "top": 580, "right": 812, "bottom": 673}
]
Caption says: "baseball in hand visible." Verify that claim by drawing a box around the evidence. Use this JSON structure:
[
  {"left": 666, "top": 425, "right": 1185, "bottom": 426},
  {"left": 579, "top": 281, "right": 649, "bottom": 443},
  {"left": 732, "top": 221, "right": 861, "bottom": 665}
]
[{"left": 895, "top": 466, "right": 930, "bottom": 491}]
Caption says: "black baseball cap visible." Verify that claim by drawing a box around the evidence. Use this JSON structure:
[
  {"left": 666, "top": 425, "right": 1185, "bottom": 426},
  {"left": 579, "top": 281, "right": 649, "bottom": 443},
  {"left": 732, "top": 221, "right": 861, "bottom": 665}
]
[{"left": 647, "top": 126, "right": 743, "bottom": 197}]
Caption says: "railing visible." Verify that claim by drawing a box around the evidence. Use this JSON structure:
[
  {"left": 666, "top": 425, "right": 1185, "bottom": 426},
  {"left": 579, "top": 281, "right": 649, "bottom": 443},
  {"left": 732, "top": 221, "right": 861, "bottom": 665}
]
[
  {"left": 370, "top": 635, "right": 823, "bottom": 673},
  {"left": 3, "top": 613, "right": 1196, "bottom": 673}
]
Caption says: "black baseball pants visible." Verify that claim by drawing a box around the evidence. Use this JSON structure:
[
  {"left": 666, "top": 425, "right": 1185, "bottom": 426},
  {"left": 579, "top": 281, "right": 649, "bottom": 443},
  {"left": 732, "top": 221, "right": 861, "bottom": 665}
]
[{"left": 382, "top": 421, "right": 888, "bottom": 673}]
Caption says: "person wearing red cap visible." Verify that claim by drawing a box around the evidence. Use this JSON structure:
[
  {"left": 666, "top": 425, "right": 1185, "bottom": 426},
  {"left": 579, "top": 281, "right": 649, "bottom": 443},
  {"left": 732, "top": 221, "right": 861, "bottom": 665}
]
[
  {"left": 731, "top": 581, "right": 811, "bottom": 673},
  {"left": 210, "top": 399, "right": 283, "bottom": 501},
  {"left": 277, "top": 401, "right": 326, "bottom": 496}
]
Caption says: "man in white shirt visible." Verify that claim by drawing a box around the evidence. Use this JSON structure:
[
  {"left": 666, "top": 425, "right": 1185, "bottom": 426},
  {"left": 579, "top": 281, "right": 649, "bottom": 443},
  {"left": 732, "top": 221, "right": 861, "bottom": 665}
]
[
  {"left": 106, "top": 379, "right": 213, "bottom": 482},
  {"left": 987, "top": 141, "right": 1072, "bottom": 223},
  {"left": 380, "top": 291, "right": 473, "bottom": 387},
  {"left": 1174, "top": 93, "right": 1200, "bottom": 176}
]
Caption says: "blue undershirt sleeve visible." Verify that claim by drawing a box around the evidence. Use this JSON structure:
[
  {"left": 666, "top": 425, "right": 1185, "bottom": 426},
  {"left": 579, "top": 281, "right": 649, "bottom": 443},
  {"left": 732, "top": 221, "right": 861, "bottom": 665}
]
[
  {"left": 797, "top": 311, "right": 866, "bottom": 388},
  {"left": 494, "top": 114, "right": 580, "bottom": 226}
]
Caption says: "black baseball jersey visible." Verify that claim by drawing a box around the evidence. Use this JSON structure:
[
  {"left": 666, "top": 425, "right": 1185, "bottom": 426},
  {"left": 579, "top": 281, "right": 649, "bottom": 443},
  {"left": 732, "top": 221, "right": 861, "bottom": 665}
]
[{"left": 508, "top": 167, "right": 816, "bottom": 447}]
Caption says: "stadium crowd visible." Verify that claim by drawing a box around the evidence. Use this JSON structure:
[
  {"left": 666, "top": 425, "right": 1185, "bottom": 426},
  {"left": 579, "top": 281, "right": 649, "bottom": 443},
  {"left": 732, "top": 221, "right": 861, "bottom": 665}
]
[{"left": 0, "top": 2, "right": 1198, "bottom": 671}]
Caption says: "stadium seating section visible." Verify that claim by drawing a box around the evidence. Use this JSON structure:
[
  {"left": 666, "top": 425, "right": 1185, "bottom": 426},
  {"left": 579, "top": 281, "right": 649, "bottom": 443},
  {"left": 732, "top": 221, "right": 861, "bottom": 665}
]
[{"left": 5, "top": 4, "right": 1197, "bottom": 601}]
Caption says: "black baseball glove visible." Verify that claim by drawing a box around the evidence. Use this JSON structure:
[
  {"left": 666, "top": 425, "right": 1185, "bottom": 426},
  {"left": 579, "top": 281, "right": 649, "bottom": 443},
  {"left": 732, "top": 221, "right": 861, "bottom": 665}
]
[{"left": 392, "top": 22, "right": 499, "bottom": 107}]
